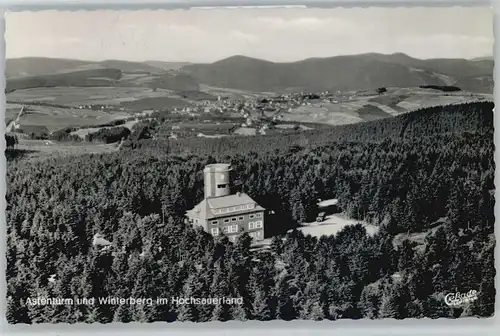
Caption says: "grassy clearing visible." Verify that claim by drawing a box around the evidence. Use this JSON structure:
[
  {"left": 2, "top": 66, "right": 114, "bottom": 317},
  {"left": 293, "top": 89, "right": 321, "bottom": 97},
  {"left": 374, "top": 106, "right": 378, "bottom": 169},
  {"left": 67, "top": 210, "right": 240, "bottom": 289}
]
[
  {"left": 298, "top": 213, "right": 379, "bottom": 238},
  {"left": 5, "top": 107, "right": 22, "bottom": 122},
  {"left": 14, "top": 139, "right": 118, "bottom": 160},
  {"left": 10, "top": 104, "right": 127, "bottom": 132},
  {"left": 119, "top": 96, "right": 189, "bottom": 111},
  {"left": 199, "top": 84, "right": 274, "bottom": 99},
  {"left": 285, "top": 104, "right": 363, "bottom": 125},
  {"left": 158, "top": 121, "right": 238, "bottom": 138},
  {"left": 369, "top": 93, "right": 410, "bottom": 107},
  {"left": 70, "top": 119, "right": 143, "bottom": 139},
  {"left": 250, "top": 213, "right": 379, "bottom": 251},
  {"left": 356, "top": 104, "right": 393, "bottom": 121},
  {"left": 283, "top": 87, "right": 492, "bottom": 126},
  {"left": 234, "top": 127, "right": 257, "bottom": 136},
  {"left": 392, "top": 218, "right": 448, "bottom": 247},
  {"left": 6, "top": 87, "right": 180, "bottom": 107}
]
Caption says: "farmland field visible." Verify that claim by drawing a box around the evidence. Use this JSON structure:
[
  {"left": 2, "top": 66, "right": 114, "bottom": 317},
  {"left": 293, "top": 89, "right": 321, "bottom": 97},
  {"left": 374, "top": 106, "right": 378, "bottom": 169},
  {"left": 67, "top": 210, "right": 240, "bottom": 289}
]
[
  {"left": 234, "top": 127, "right": 257, "bottom": 136},
  {"left": 10, "top": 138, "right": 118, "bottom": 160},
  {"left": 6, "top": 87, "right": 181, "bottom": 107},
  {"left": 199, "top": 84, "right": 274, "bottom": 100},
  {"left": 281, "top": 87, "right": 492, "bottom": 125},
  {"left": 8, "top": 104, "right": 127, "bottom": 132},
  {"left": 119, "top": 96, "right": 189, "bottom": 111},
  {"left": 275, "top": 124, "right": 313, "bottom": 130},
  {"left": 69, "top": 119, "right": 141, "bottom": 139},
  {"left": 157, "top": 121, "right": 239, "bottom": 138},
  {"left": 5, "top": 85, "right": 194, "bottom": 131}
]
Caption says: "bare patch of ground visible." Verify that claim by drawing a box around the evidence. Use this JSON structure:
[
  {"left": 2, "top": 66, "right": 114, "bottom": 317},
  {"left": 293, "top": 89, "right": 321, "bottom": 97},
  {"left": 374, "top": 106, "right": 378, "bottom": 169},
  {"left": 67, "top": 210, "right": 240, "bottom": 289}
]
[
  {"left": 234, "top": 127, "right": 257, "bottom": 136},
  {"left": 14, "top": 139, "right": 118, "bottom": 160},
  {"left": 298, "top": 213, "right": 379, "bottom": 238}
]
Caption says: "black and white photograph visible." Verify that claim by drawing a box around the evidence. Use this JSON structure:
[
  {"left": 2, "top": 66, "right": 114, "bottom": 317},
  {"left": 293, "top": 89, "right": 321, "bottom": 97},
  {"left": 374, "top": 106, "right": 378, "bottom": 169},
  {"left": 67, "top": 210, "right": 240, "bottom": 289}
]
[{"left": 4, "top": 6, "right": 495, "bottom": 323}]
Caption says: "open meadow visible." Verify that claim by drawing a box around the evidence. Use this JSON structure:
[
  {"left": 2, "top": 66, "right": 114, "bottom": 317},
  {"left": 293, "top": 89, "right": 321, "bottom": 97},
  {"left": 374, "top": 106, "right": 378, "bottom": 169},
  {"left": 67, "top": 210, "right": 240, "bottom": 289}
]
[
  {"left": 6, "top": 86, "right": 188, "bottom": 108},
  {"left": 281, "top": 87, "right": 492, "bottom": 125},
  {"left": 5, "top": 103, "right": 128, "bottom": 132},
  {"left": 5, "top": 85, "right": 194, "bottom": 133},
  {"left": 9, "top": 138, "right": 118, "bottom": 161},
  {"left": 298, "top": 213, "right": 379, "bottom": 238}
]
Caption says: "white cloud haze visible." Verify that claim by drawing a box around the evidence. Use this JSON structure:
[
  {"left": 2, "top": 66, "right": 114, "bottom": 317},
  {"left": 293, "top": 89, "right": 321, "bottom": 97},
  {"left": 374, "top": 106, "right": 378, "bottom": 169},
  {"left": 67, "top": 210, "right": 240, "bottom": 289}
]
[{"left": 5, "top": 7, "right": 493, "bottom": 62}]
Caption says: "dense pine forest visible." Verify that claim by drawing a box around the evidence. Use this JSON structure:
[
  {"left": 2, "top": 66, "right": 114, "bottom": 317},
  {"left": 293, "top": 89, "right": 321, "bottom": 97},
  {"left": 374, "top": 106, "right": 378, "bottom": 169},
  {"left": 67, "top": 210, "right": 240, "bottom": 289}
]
[{"left": 6, "top": 101, "right": 495, "bottom": 323}]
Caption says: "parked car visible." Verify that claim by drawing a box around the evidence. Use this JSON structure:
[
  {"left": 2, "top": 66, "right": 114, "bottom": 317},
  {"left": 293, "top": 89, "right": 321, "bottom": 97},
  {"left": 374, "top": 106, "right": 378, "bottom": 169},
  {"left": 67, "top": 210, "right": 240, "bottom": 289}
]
[{"left": 316, "top": 212, "right": 326, "bottom": 222}]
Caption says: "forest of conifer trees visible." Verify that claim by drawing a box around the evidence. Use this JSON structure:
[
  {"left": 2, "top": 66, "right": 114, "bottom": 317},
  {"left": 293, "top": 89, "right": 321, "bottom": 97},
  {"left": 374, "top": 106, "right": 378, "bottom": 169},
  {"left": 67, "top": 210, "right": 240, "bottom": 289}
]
[{"left": 5, "top": 101, "right": 495, "bottom": 323}]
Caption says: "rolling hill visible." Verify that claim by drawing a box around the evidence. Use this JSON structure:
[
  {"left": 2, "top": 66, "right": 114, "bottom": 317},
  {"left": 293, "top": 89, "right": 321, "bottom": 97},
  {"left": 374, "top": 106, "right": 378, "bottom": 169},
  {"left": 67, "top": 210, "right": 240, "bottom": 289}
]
[
  {"left": 5, "top": 57, "right": 167, "bottom": 78},
  {"left": 5, "top": 68, "right": 123, "bottom": 92},
  {"left": 6, "top": 58, "right": 94, "bottom": 78},
  {"left": 98, "top": 60, "right": 166, "bottom": 74},
  {"left": 5, "top": 57, "right": 200, "bottom": 92},
  {"left": 181, "top": 53, "right": 494, "bottom": 93},
  {"left": 143, "top": 60, "right": 192, "bottom": 70},
  {"left": 6, "top": 53, "right": 494, "bottom": 94}
]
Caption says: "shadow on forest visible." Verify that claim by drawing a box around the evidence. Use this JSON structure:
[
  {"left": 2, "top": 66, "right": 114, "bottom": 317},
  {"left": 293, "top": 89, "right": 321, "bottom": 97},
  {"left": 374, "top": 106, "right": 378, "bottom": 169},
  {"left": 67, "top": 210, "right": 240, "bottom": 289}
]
[
  {"left": 5, "top": 148, "right": 37, "bottom": 161},
  {"left": 264, "top": 211, "right": 297, "bottom": 238}
]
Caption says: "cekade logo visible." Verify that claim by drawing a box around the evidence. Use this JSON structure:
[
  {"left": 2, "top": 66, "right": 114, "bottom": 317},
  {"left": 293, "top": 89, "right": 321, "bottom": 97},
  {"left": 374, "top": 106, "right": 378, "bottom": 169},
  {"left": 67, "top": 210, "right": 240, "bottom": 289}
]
[{"left": 444, "top": 290, "right": 478, "bottom": 307}]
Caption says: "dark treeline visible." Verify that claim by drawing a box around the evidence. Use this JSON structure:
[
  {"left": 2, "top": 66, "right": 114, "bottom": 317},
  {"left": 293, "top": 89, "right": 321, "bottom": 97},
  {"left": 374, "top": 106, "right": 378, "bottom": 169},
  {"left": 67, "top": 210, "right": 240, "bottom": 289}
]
[
  {"left": 5, "top": 134, "right": 19, "bottom": 148},
  {"left": 49, "top": 128, "right": 82, "bottom": 142},
  {"left": 419, "top": 85, "right": 461, "bottom": 92},
  {"left": 6, "top": 101, "right": 495, "bottom": 323},
  {"left": 6, "top": 68, "right": 122, "bottom": 92},
  {"left": 84, "top": 127, "right": 131, "bottom": 144},
  {"left": 127, "top": 102, "right": 493, "bottom": 156},
  {"left": 81, "top": 119, "right": 127, "bottom": 129}
]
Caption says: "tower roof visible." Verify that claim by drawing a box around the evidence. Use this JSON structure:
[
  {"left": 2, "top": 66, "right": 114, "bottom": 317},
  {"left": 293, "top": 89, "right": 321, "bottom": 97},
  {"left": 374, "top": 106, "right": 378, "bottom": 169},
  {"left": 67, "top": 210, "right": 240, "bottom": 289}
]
[
  {"left": 186, "top": 192, "right": 265, "bottom": 220},
  {"left": 204, "top": 163, "right": 232, "bottom": 172}
]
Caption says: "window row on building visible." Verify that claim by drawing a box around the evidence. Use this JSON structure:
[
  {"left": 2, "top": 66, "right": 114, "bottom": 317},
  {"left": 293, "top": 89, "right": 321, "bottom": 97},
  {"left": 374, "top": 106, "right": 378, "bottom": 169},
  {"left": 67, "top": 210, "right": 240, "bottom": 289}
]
[
  {"left": 249, "top": 221, "right": 263, "bottom": 229},
  {"left": 211, "top": 224, "right": 240, "bottom": 236},
  {"left": 223, "top": 225, "right": 239, "bottom": 234},
  {"left": 210, "top": 212, "right": 262, "bottom": 226},
  {"left": 249, "top": 231, "right": 263, "bottom": 239},
  {"left": 212, "top": 203, "right": 255, "bottom": 215},
  {"left": 227, "top": 232, "right": 262, "bottom": 242},
  {"left": 210, "top": 221, "right": 263, "bottom": 236}
]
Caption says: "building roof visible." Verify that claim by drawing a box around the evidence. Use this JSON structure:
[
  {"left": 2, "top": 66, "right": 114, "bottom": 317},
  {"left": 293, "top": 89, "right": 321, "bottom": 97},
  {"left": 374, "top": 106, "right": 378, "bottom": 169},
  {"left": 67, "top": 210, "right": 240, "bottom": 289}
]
[
  {"left": 186, "top": 192, "right": 265, "bottom": 220},
  {"left": 92, "top": 233, "right": 112, "bottom": 247},
  {"left": 204, "top": 163, "right": 231, "bottom": 172},
  {"left": 318, "top": 199, "right": 339, "bottom": 208},
  {"left": 207, "top": 192, "right": 254, "bottom": 208}
]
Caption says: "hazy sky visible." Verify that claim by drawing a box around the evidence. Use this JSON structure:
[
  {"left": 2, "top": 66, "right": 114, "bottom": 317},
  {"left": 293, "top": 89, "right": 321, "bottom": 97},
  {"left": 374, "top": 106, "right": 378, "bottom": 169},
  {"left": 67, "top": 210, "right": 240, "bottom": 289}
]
[{"left": 5, "top": 7, "right": 493, "bottom": 62}]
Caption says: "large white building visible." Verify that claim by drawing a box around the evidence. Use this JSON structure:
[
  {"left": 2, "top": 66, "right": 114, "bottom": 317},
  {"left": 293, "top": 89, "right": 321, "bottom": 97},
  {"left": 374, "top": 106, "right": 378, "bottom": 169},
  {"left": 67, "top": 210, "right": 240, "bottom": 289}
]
[{"left": 186, "top": 163, "right": 265, "bottom": 242}]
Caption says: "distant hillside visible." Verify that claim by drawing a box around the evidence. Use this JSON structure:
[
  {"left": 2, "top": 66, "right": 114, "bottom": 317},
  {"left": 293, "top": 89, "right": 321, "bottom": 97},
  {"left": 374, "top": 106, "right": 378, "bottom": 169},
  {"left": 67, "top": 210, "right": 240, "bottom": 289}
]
[
  {"left": 143, "top": 72, "right": 199, "bottom": 91},
  {"left": 5, "top": 57, "right": 199, "bottom": 92},
  {"left": 6, "top": 54, "right": 494, "bottom": 94},
  {"left": 182, "top": 53, "right": 494, "bottom": 93},
  {"left": 455, "top": 76, "right": 494, "bottom": 94},
  {"left": 99, "top": 60, "right": 165, "bottom": 74},
  {"left": 6, "top": 68, "right": 123, "bottom": 92},
  {"left": 143, "top": 60, "right": 192, "bottom": 70},
  {"left": 6, "top": 57, "right": 166, "bottom": 78},
  {"left": 471, "top": 56, "right": 494, "bottom": 61},
  {"left": 6, "top": 58, "right": 92, "bottom": 78}
]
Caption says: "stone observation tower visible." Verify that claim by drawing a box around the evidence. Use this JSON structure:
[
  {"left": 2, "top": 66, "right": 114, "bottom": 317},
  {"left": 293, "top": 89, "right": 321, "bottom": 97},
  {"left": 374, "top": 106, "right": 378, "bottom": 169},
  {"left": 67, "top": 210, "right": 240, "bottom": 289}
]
[
  {"left": 186, "top": 163, "right": 266, "bottom": 242},
  {"left": 203, "top": 163, "right": 232, "bottom": 199}
]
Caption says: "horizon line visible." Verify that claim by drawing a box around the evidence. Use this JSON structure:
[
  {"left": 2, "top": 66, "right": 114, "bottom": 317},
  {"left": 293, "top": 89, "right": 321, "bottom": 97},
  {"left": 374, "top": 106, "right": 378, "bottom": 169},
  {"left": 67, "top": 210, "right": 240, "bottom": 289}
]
[{"left": 5, "top": 52, "right": 494, "bottom": 64}]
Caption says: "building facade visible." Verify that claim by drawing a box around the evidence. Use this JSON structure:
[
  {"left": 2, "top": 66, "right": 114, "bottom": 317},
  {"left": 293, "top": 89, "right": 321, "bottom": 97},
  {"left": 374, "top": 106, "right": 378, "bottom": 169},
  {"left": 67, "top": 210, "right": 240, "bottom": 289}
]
[{"left": 186, "top": 163, "right": 265, "bottom": 242}]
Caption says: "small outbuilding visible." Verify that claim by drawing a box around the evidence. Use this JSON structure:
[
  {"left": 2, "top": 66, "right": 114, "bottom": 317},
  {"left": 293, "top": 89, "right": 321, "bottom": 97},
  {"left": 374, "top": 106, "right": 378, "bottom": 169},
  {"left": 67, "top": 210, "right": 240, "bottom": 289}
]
[{"left": 92, "top": 233, "right": 112, "bottom": 247}]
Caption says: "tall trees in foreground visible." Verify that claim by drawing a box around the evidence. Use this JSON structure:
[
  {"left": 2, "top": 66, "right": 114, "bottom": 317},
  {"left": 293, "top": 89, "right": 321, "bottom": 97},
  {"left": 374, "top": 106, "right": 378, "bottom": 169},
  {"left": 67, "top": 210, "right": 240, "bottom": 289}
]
[{"left": 5, "top": 102, "right": 495, "bottom": 323}]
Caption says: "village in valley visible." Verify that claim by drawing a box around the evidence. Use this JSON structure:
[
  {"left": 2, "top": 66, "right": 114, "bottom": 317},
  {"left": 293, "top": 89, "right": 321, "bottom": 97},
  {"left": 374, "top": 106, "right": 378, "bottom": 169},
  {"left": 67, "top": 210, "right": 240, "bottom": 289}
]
[{"left": 5, "top": 7, "right": 496, "bottom": 324}]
